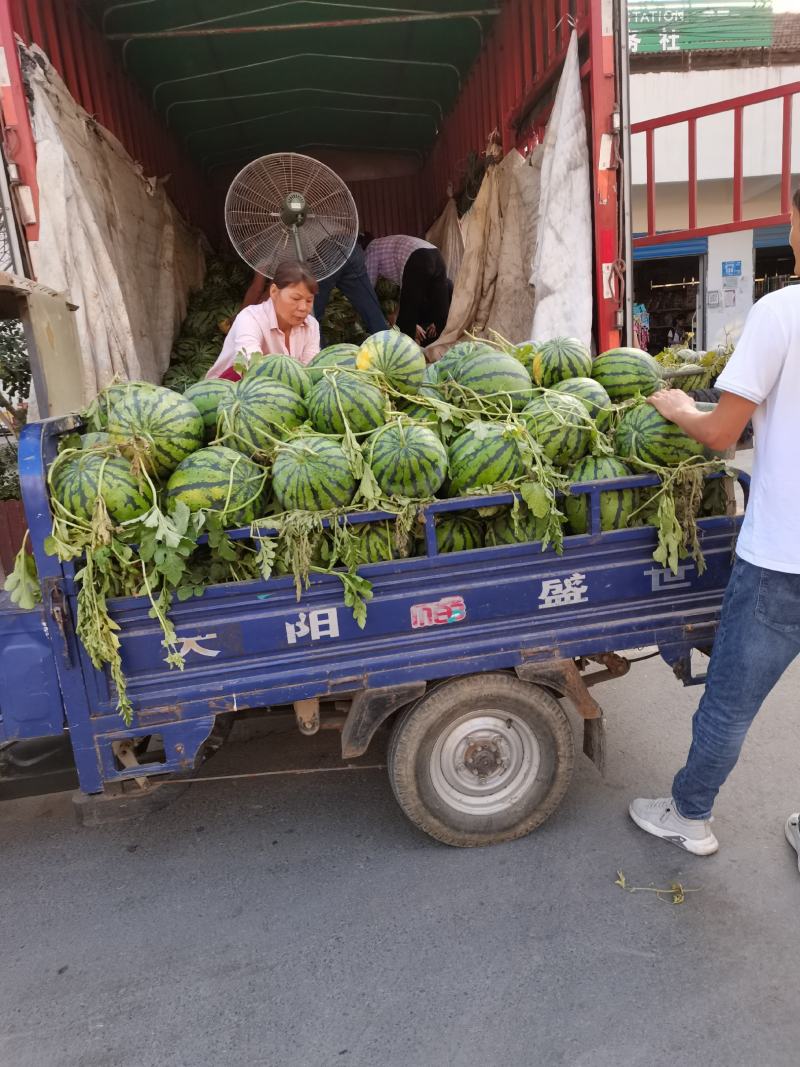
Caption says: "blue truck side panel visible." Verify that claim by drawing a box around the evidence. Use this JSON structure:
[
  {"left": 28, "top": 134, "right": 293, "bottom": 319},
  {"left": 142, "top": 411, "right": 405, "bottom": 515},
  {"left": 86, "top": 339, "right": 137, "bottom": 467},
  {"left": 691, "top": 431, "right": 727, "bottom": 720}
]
[
  {"left": 0, "top": 592, "right": 63, "bottom": 741},
  {"left": 13, "top": 418, "right": 747, "bottom": 796}
]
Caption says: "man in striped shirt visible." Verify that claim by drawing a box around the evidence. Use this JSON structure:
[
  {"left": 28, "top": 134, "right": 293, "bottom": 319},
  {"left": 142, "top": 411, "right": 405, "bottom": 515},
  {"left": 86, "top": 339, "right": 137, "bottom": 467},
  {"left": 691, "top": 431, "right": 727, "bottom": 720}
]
[{"left": 364, "top": 235, "right": 451, "bottom": 345}]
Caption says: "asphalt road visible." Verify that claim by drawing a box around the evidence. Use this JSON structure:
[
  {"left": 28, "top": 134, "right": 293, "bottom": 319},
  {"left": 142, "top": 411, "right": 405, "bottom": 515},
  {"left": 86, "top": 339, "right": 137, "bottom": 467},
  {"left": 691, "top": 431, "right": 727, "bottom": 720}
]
[{"left": 2, "top": 641, "right": 799, "bottom": 1067}]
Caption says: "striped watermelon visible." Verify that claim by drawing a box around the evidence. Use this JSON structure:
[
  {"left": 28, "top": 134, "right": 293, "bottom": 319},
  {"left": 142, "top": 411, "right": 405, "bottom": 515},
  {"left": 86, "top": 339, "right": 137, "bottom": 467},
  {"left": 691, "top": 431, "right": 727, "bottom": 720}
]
[
  {"left": 184, "top": 379, "right": 235, "bottom": 442},
  {"left": 437, "top": 341, "right": 493, "bottom": 381},
  {"left": 51, "top": 452, "right": 154, "bottom": 523},
  {"left": 307, "top": 343, "right": 359, "bottom": 385},
  {"left": 564, "top": 455, "right": 636, "bottom": 534},
  {"left": 80, "top": 432, "right": 114, "bottom": 450},
  {"left": 248, "top": 353, "right": 311, "bottom": 398},
  {"left": 272, "top": 435, "right": 357, "bottom": 511},
  {"left": 351, "top": 521, "right": 404, "bottom": 564},
  {"left": 447, "top": 423, "right": 525, "bottom": 496},
  {"left": 592, "top": 348, "right": 664, "bottom": 400},
  {"left": 356, "top": 330, "right": 426, "bottom": 394},
  {"left": 614, "top": 403, "right": 704, "bottom": 467},
  {"left": 454, "top": 350, "right": 532, "bottom": 411},
  {"left": 307, "top": 369, "right": 386, "bottom": 435},
  {"left": 218, "top": 375, "right": 307, "bottom": 455},
  {"left": 368, "top": 422, "right": 448, "bottom": 499},
  {"left": 434, "top": 513, "right": 484, "bottom": 554},
  {"left": 88, "top": 380, "right": 159, "bottom": 432},
  {"left": 485, "top": 504, "right": 549, "bottom": 546},
  {"left": 531, "top": 337, "right": 592, "bottom": 387},
  {"left": 552, "top": 377, "right": 612, "bottom": 426},
  {"left": 522, "top": 392, "right": 592, "bottom": 467},
  {"left": 166, "top": 446, "right": 268, "bottom": 526},
  {"left": 399, "top": 365, "right": 442, "bottom": 426},
  {"left": 106, "top": 384, "right": 204, "bottom": 479}
]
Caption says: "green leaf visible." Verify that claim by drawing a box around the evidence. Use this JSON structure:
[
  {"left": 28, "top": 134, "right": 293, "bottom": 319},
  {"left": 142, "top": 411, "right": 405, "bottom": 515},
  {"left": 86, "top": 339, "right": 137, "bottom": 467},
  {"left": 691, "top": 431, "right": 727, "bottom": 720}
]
[
  {"left": 3, "top": 545, "right": 40, "bottom": 610},
  {"left": 519, "top": 480, "right": 551, "bottom": 519}
]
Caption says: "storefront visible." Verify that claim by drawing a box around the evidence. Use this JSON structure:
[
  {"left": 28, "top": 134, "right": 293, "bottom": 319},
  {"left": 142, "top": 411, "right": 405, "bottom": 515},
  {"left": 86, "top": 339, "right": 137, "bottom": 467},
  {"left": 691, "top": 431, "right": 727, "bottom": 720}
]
[{"left": 632, "top": 239, "right": 707, "bottom": 354}]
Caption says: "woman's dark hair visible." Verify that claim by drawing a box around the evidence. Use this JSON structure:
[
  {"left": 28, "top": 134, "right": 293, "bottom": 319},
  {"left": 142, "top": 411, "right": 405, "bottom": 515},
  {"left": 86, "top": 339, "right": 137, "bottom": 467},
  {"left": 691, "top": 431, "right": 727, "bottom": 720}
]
[
  {"left": 271, "top": 260, "right": 319, "bottom": 294},
  {"left": 793, "top": 187, "right": 800, "bottom": 213}
]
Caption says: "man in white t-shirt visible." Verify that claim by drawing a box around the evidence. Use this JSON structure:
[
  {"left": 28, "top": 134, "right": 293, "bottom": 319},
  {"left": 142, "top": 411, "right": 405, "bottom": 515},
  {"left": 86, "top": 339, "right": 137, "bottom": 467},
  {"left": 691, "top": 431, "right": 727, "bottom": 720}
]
[{"left": 629, "top": 189, "right": 800, "bottom": 860}]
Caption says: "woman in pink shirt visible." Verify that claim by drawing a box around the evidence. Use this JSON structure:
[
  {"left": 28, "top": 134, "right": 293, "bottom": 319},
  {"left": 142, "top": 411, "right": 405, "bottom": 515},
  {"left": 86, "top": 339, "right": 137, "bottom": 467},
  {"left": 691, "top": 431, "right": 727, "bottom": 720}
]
[{"left": 207, "top": 260, "right": 321, "bottom": 381}]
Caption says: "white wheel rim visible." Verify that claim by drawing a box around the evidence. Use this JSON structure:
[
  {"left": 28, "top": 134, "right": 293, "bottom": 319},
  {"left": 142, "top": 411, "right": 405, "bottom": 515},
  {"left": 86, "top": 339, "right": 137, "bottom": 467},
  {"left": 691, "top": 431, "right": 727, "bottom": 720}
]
[{"left": 429, "top": 710, "right": 541, "bottom": 816}]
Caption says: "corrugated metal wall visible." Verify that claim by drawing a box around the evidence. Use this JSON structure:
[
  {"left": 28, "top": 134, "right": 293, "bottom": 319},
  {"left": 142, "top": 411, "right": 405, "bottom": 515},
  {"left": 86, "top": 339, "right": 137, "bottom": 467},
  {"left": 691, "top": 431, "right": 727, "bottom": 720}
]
[{"left": 7, "top": 0, "right": 215, "bottom": 237}]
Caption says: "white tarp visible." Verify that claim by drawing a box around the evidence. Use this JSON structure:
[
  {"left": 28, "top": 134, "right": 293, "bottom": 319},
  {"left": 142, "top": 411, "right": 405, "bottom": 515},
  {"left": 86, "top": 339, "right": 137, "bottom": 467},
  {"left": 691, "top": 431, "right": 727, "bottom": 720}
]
[
  {"left": 529, "top": 31, "right": 593, "bottom": 348},
  {"left": 25, "top": 46, "right": 206, "bottom": 400}
]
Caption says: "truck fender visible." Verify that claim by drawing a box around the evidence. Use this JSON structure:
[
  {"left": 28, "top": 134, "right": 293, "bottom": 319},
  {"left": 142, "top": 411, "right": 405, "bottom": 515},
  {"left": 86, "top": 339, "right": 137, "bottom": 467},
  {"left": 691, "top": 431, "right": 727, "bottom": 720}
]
[{"left": 341, "top": 682, "right": 427, "bottom": 759}]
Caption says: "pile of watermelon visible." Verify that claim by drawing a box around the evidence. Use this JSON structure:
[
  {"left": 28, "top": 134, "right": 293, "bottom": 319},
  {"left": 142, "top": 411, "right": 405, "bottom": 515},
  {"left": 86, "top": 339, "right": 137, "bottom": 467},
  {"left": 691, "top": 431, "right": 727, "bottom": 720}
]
[
  {"left": 51, "top": 331, "right": 716, "bottom": 566},
  {"left": 161, "top": 256, "right": 250, "bottom": 391}
]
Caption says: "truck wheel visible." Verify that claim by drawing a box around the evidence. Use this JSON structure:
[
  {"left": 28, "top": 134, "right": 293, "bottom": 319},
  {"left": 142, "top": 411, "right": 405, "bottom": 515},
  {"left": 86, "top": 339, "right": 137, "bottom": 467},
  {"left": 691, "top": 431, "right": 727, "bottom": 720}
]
[{"left": 388, "top": 673, "right": 574, "bottom": 847}]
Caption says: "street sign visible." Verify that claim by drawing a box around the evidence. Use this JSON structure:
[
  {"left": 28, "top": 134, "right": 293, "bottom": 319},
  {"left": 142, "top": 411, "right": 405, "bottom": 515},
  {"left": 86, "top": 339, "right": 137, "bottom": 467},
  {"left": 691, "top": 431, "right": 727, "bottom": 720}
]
[
  {"left": 722, "top": 260, "right": 743, "bottom": 277},
  {"left": 628, "top": 1, "right": 775, "bottom": 55}
]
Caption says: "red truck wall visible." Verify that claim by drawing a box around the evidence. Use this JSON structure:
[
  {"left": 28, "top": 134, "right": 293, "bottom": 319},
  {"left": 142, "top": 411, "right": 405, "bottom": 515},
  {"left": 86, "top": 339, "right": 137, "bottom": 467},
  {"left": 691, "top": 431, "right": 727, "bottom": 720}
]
[{"left": 1, "top": 0, "right": 621, "bottom": 350}]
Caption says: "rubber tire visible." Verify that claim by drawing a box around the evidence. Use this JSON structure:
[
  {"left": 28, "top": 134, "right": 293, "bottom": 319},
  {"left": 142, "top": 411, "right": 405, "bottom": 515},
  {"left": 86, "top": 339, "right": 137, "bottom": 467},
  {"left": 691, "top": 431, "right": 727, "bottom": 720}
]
[
  {"left": 388, "top": 672, "right": 575, "bottom": 847},
  {"left": 688, "top": 387, "right": 721, "bottom": 404}
]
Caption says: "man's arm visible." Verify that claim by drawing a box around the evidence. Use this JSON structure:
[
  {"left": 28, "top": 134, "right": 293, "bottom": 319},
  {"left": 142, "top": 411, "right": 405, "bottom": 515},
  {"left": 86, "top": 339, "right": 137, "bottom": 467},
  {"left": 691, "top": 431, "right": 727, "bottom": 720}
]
[
  {"left": 241, "top": 272, "right": 268, "bottom": 309},
  {"left": 648, "top": 389, "right": 756, "bottom": 451}
]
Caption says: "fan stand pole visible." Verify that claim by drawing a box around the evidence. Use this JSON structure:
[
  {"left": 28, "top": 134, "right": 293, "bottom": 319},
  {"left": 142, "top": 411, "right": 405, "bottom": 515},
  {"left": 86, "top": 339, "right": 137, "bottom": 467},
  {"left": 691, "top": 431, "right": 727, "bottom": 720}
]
[{"left": 291, "top": 225, "right": 304, "bottom": 263}]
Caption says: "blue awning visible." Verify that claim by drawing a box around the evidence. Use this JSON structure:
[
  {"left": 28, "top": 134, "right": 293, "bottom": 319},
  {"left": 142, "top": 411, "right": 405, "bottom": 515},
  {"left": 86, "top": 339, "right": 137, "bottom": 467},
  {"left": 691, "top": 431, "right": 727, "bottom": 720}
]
[
  {"left": 633, "top": 236, "right": 709, "bottom": 262},
  {"left": 754, "top": 225, "right": 791, "bottom": 249}
]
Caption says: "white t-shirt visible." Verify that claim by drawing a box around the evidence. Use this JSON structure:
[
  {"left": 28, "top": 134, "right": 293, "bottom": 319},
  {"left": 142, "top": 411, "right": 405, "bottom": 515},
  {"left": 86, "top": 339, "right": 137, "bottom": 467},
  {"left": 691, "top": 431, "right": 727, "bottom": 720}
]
[{"left": 716, "top": 286, "right": 800, "bottom": 573}]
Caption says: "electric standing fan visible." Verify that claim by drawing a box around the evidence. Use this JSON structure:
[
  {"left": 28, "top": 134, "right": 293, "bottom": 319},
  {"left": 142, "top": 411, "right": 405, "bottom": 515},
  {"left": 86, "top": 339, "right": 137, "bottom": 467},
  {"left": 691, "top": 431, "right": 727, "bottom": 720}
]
[{"left": 224, "top": 153, "right": 359, "bottom": 281}]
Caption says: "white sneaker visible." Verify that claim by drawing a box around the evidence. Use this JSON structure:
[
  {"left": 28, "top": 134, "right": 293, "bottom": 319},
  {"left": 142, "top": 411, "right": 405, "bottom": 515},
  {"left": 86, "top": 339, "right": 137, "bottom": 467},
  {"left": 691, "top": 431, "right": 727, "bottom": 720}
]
[
  {"left": 629, "top": 796, "right": 719, "bottom": 856},
  {"left": 785, "top": 814, "right": 800, "bottom": 872}
]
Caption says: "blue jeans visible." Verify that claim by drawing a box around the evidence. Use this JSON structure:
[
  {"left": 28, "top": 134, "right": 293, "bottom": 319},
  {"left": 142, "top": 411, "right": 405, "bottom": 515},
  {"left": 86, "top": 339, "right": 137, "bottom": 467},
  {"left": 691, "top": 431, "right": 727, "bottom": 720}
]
[
  {"left": 314, "top": 244, "right": 388, "bottom": 342},
  {"left": 672, "top": 557, "right": 800, "bottom": 819}
]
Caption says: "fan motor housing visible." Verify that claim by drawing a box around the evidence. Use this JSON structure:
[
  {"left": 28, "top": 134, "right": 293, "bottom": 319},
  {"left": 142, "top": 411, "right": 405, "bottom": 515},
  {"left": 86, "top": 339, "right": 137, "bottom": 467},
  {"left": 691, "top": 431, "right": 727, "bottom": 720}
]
[{"left": 281, "top": 193, "right": 307, "bottom": 227}]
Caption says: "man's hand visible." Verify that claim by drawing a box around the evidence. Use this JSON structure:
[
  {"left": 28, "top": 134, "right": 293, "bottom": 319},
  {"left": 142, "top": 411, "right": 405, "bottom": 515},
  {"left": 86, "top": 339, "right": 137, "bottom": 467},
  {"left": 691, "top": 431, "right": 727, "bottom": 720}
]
[
  {"left": 648, "top": 388, "right": 698, "bottom": 421},
  {"left": 648, "top": 387, "right": 756, "bottom": 451}
]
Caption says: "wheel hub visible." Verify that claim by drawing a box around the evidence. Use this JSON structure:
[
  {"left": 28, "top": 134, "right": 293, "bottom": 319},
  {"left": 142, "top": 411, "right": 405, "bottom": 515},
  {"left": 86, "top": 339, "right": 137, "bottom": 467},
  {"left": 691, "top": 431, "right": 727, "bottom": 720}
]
[{"left": 429, "top": 712, "right": 541, "bottom": 816}]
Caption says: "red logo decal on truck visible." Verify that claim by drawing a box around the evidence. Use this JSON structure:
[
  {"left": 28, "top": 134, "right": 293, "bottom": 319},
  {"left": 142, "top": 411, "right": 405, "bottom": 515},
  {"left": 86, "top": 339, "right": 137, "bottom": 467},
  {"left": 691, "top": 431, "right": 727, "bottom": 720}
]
[{"left": 410, "top": 596, "right": 467, "bottom": 630}]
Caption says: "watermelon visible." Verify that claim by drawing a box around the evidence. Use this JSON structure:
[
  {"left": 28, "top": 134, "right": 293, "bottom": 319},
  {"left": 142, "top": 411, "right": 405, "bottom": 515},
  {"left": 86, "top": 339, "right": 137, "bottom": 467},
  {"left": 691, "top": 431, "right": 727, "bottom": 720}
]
[
  {"left": 87, "top": 380, "right": 159, "bottom": 432},
  {"left": 447, "top": 423, "right": 525, "bottom": 496},
  {"left": 166, "top": 446, "right": 268, "bottom": 526},
  {"left": 531, "top": 337, "right": 592, "bottom": 388},
  {"left": 614, "top": 403, "right": 704, "bottom": 467},
  {"left": 307, "top": 343, "right": 359, "bottom": 385},
  {"left": 433, "top": 513, "right": 484, "bottom": 554},
  {"left": 521, "top": 393, "right": 592, "bottom": 467},
  {"left": 80, "top": 432, "right": 114, "bottom": 450},
  {"left": 162, "top": 365, "right": 199, "bottom": 394},
  {"left": 184, "top": 379, "right": 235, "bottom": 441},
  {"left": 552, "top": 377, "right": 612, "bottom": 426},
  {"left": 218, "top": 375, "right": 307, "bottom": 455},
  {"left": 437, "top": 341, "right": 493, "bottom": 380},
  {"left": 399, "top": 366, "right": 443, "bottom": 426},
  {"left": 592, "top": 348, "right": 664, "bottom": 400},
  {"left": 368, "top": 422, "right": 448, "bottom": 499},
  {"left": 356, "top": 330, "right": 426, "bottom": 394},
  {"left": 485, "top": 504, "right": 549, "bottom": 546},
  {"left": 307, "top": 369, "right": 386, "bottom": 435},
  {"left": 454, "top": 349, "right": 532, "bottom": 411},
  {"left": 350, "top": 521, "right": 404, "bottom": 565},
  {"left": 272, "top": 435, "right": 357, "bottom": 512},
  {"left": 106, "top": 384, "right": 204, "bottom": 479},
  {"left": 248, "top": 353, "right": 311, "bottom": 398},
  {"left": 173, "top": 337, "right": 220, "bottom": 371},
  {"left": 564, "top": 455, "right": 636, "bottom": 534},
  {"left": 51, "top": 452, "right": 154, "bottom": 524}
]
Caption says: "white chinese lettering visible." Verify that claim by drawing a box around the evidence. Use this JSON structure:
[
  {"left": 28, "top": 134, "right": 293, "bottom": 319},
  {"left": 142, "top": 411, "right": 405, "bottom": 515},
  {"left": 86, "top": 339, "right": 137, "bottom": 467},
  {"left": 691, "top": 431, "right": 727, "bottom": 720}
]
[
  {"left": 177, "top": 633, "right": 221, "bottom": 659},
  {"left": 645, "top": 564, "right": 695, "bottom": 593},
  {"left": 628, "top": 32, "right": 641, "bottom": 53},
  {"left": 285, "top": 608, "right": 340, "bottom": 645},
  {"left": 659, "top": 30, "right": 680, "bottom": 51},
  {"left": 538, "top": 573, "right": 589, "bottom": 610}
]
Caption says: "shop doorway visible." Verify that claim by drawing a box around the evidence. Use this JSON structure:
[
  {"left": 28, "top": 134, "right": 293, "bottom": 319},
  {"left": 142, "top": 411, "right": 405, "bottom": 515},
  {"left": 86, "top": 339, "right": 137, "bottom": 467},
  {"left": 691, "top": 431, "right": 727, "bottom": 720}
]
[
  {"left": 754, "top": 244, "right": 797, "bottom": 301},
  {"left": 633, "top": 254, "right": 705, "bottom": 354}
]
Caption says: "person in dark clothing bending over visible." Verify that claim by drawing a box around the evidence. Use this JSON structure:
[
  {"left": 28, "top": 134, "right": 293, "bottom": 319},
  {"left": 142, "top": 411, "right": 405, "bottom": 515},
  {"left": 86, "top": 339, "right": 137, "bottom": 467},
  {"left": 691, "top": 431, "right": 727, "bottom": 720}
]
[{"left": 364, "top": 235, "right": 451, "bottom": 345}]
